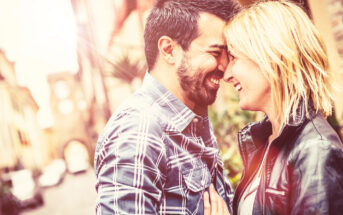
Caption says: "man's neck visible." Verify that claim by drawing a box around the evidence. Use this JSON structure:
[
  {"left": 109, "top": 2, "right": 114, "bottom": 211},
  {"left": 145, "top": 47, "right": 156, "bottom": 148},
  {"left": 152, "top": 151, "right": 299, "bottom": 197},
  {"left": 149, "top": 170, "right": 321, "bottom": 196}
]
[
  {"left": 150, "top": 67, "right": 198, "bottom": 113},
  {"left": 193, "top": 104, "right": 208, "bottom": 116},
  {"left": 150, "top": 65, "right": 209, "bottom": 116}
]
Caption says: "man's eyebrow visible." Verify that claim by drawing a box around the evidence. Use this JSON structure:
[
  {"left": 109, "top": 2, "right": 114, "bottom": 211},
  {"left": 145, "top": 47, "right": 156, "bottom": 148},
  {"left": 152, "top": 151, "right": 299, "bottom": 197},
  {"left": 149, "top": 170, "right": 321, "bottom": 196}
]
[{"left": 210, "top": 44, "right": 227, "bottom": 50}]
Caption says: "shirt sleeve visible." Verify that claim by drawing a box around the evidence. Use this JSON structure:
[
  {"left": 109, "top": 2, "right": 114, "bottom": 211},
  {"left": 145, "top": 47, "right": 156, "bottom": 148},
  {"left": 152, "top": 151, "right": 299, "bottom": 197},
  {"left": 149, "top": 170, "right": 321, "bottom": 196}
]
[
  {"left": 94, "top": 112, "right": 167, "bottom": 215},
  {"left": 289, "top": 139, "right": 343, "bottom": 215}
]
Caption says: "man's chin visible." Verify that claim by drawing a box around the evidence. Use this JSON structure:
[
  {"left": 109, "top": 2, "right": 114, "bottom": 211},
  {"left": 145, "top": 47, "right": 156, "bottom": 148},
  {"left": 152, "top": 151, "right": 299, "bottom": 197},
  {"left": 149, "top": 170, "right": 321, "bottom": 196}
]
[
  {"left": 206, "top": 90, "right": 218, "bottom": 105},
  {"left": 187, "top": 89, "right": 218, "bottom": 107},
  {"left": 196, "top": 94, "right": 217, "bottom": 106},
  {"left": 207, "top": 97, "right": 217, "bottom": 105}
]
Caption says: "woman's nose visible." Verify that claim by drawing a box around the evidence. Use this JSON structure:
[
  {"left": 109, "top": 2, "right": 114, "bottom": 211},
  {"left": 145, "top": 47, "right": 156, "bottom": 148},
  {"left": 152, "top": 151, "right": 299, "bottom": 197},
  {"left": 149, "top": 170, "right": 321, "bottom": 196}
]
[
  {"left": 218, "top": 51, "right": 229, "bottom": 72},
  {"left": 223, "top": 63, "right": 234, "bottom": 83}
]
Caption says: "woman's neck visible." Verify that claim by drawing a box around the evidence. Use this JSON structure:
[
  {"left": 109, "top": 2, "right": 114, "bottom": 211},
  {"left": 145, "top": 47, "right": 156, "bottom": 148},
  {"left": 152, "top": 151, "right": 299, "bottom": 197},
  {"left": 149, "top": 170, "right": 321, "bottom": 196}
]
[{"left": 266, "top": 110, "right": 281, "bottom": 145}]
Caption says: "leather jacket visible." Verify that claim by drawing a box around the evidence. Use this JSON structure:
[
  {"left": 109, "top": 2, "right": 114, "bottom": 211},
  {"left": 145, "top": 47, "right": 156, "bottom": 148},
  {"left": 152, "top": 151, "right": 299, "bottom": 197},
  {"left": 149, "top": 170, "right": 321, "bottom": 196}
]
[{"left": 233, "top": 103, "right": 343, "bottom": 215}]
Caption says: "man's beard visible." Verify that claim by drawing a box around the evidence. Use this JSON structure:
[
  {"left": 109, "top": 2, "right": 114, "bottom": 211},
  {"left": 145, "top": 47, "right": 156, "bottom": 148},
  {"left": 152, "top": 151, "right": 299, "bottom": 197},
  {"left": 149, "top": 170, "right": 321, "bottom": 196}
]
[{"left": 177, "top": 55, "right": 221, "bottom": 108}]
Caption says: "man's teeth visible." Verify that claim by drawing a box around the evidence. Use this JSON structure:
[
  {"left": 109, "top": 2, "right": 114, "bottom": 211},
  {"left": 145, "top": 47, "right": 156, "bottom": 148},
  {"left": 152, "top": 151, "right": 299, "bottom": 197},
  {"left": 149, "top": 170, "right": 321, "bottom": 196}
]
[
  {"left": 210, "top": 78, "right": 220, "bottom": 85},
  {"left": 235, "top": 84, "right": 242, "bottom": 91}
]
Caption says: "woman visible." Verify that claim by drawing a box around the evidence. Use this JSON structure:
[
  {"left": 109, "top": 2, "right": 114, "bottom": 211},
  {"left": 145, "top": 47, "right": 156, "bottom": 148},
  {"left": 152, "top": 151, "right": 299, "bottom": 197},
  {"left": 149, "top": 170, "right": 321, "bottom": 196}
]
[{"left": 204, "top": 1, "right": 343, "bottom": 214}]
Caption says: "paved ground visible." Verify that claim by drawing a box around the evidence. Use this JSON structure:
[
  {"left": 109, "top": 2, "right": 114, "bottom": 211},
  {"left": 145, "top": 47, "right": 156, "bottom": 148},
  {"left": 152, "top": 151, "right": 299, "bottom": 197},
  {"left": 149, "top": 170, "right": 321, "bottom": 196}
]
[{"left": 21, "top": 168, "right": 97, "bottom": 215}]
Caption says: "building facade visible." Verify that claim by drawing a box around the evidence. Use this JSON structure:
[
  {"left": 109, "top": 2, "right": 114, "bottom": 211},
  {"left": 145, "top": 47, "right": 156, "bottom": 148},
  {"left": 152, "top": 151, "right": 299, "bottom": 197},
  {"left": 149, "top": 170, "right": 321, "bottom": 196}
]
[
  {"left": 0, "top": 50, "right": 49, "bottom": 172},
  {"left": 47, "top": 72, "right": 93, "bottom": 160}
]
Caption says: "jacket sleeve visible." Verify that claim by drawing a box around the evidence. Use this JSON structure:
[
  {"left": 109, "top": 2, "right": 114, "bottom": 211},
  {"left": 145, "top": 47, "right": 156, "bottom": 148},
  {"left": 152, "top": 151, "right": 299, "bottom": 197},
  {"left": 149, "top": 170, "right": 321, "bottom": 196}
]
[
  {"left": 289, "top": 139, "right": 343, "bottom": 215},
  {"left": 94, "top": 112, "right": 167, "bottom": 215}
]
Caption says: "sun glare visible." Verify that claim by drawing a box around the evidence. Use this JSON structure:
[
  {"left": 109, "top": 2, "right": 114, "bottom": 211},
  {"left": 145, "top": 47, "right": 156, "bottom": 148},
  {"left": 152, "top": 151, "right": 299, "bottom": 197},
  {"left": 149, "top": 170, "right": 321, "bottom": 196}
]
[{"left": 0, "top": 0, "right": 79, "bottom": 128}]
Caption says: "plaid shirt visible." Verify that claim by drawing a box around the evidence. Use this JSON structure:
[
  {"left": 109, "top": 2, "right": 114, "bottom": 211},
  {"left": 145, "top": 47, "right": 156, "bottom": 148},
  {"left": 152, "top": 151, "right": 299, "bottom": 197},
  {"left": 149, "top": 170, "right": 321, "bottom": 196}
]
[{"left": 94, "top": 72, "right": 234, "bottom": 215}]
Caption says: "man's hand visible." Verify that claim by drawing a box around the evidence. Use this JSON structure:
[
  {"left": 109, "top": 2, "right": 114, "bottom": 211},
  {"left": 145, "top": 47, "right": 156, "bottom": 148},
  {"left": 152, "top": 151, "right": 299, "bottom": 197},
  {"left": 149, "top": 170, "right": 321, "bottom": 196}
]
[{"left": 203, "top": 184, "right": 231, "bottom": 215}]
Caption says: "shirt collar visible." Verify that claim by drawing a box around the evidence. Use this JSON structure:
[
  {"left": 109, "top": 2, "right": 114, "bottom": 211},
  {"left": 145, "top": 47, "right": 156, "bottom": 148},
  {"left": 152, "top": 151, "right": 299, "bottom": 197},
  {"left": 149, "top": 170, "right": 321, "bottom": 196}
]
[{"left": 141, "top": 72, "right": 200, "bottom": 132}]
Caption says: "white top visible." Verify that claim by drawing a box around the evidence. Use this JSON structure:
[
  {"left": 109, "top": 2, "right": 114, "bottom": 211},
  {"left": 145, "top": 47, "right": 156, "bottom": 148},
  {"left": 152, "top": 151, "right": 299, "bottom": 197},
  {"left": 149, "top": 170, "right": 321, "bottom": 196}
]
[{"left": 238, "top": 143, "right": 271, "bottom": 215}]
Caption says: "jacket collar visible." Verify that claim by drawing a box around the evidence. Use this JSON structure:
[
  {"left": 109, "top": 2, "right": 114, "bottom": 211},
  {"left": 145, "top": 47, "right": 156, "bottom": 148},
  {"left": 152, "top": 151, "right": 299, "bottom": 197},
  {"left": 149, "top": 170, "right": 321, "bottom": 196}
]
[
  {"left": 239, "top": 99, "right": 317, "bottom": 155},
  {"left": 287, "top": 99, "right": 317, "bottom": 126}
]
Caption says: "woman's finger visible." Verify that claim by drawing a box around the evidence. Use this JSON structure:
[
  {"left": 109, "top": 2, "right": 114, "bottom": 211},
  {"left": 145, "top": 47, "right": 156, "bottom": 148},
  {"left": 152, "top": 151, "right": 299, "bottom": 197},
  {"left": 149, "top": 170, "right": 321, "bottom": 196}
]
[
  {"left": 204, "top": 184, "right": 231, "bottom": 215},
  {"left": 209, "top": 184, "right": 218, "bottom": 214},
  {"left": 216, "top": 189, "right": 224, "bottom": 213},
  {"left": 203, "top": 191, "right": 211, "bottom": 215},
  {"left": 220, "top": 195, "right": 230, "bottom": 215}
]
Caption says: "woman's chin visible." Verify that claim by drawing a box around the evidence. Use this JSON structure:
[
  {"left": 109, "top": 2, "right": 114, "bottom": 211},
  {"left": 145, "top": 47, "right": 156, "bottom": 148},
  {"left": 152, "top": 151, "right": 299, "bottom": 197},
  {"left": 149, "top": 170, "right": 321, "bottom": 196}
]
[
  {"left": 239, "top": 102, "right": 256, "bottom": 112},
  {"left": 239, "top": 102, "right": 248, "bottom": 111}
]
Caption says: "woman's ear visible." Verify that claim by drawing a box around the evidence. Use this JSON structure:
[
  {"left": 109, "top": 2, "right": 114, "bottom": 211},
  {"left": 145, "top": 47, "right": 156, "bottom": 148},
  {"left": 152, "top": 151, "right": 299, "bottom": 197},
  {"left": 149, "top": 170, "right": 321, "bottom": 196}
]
[{"left": 158, "top": 36, "right": 177, "bottom": 65}]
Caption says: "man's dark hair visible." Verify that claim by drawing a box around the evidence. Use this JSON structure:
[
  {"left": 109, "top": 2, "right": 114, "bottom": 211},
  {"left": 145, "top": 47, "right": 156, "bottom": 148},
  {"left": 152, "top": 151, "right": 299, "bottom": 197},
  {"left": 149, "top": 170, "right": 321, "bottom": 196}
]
[{"left": 144, "top": 0, "right": 241, "bottom": 70}]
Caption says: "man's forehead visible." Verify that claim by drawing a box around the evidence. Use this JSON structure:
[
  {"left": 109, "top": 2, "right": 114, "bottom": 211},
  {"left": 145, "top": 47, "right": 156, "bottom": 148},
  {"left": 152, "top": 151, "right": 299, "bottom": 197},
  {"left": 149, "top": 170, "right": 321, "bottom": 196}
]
[
  {"left": 194, "top": 12, "right": 226, "bottom": 46},
  {"left": 189, "top": 36, "right": 226, "bottom": 51},
  {"left": 190, "top": 32, "right": 227, "bottom": 49}
]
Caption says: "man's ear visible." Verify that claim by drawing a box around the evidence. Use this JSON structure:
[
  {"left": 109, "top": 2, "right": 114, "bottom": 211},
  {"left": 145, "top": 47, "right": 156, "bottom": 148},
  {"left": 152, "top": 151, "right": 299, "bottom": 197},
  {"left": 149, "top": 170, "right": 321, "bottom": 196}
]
[{"left": 158, "top": 36, "right": 177, "bottom": 65}]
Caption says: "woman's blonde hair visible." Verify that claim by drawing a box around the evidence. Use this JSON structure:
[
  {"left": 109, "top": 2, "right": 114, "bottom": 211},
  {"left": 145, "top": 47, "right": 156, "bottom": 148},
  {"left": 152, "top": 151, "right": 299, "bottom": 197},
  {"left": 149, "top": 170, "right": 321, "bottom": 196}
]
[{"left": 224, "top": 0, "right": 334, "bottom": 126}]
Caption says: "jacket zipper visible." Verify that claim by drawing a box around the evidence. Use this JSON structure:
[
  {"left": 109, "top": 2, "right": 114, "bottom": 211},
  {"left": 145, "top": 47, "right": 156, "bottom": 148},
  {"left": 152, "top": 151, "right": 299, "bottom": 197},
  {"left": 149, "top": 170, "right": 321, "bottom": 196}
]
[
  {"left": 262, "top": 139, "right": 276, "bottom": 215},
  {"left": 265, "top": 188, "right": 285, "bottom": 195},
  {"left": 236, "top": 132, "right": 269, "bottom": 214},
  {"left": 235, "top": 132, "right": 257, "bottom": 214}
]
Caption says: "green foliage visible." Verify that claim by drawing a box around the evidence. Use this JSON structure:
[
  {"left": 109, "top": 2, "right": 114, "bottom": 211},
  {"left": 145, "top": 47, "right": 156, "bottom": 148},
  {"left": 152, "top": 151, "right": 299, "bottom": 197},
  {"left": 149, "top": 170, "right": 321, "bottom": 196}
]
[
  {"left": 106, "top": 53, "right": 145, "bottom": 84},
  {"left": 209, "top": 91, "right": 259, "bottom": 189}
]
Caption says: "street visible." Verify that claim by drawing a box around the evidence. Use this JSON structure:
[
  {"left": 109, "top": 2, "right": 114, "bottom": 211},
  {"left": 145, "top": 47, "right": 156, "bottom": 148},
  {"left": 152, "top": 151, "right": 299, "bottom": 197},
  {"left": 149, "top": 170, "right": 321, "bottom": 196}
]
[{"left": 21, "top": 169, "right": 97, "bottom": 215}]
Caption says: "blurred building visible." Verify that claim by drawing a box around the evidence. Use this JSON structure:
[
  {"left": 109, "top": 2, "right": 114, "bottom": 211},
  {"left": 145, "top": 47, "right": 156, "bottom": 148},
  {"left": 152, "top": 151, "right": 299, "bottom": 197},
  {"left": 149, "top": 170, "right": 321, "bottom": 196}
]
[
  {"left": 70, "top": 0, "right": 112, "bottom": 138},
  {"left": 62, "top": 0, "right": 154, "bottom": 161},
  {"left": 306, "top": 0, "right": 343, "bottom": 123},
  {"left": 47, "top": 72, "right": 93, "bottom": 162},
  {"left": 325, "top": 0, "right": 343, "bottom": 66},
  {"left": 34, "top": 0, "right": 123, "bottom": 165},
  {"left": 0, "top": 50, "right": 49, "bottom": 172}
]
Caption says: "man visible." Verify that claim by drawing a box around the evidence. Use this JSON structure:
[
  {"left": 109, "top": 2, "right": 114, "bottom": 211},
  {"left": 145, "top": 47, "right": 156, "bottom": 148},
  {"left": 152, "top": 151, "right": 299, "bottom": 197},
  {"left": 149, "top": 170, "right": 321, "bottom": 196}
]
[{"left": 94, "top": 0, "right": 240, "bottom": 214}]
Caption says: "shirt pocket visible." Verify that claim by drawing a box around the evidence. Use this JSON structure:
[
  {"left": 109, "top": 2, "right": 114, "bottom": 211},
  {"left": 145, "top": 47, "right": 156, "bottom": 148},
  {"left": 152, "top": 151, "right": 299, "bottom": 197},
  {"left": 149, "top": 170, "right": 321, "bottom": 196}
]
[
  {"left": 182, "top": 165, "right": 212, "bottom": 192},
  {"left": 182, "top": 165, "right": 212, "bottom": 214}
]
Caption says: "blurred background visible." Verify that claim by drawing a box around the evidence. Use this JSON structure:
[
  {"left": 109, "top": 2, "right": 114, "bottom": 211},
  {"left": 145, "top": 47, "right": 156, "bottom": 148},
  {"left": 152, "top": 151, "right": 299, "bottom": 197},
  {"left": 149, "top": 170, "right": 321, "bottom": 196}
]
[{"left": 0, "top": 0, "right": 342, "bottom": 214}]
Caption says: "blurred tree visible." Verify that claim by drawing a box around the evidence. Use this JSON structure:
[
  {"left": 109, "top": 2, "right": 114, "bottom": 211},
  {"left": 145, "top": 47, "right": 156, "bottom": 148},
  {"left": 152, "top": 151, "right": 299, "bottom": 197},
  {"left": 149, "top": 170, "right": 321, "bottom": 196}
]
[
  {"left": 209, "top": 92, "right": 260, "bottom": 188},
  {"left": 105, "top": 53, "right": 146, "bottom": 84}
]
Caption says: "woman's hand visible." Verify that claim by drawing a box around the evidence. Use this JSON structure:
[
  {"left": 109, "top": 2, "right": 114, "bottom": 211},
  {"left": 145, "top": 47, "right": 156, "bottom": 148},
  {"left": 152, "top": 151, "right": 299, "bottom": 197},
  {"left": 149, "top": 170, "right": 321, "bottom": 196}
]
[{"left": 203, "top": 184, "right": 231, "bottom": 215}]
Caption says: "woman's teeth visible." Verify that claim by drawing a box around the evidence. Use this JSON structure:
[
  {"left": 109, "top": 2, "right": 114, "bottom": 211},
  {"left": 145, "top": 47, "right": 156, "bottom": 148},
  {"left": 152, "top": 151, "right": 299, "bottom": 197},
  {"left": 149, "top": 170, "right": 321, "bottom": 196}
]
[{"left": 235, "top": 84, "right": 242, "bottom": 91}]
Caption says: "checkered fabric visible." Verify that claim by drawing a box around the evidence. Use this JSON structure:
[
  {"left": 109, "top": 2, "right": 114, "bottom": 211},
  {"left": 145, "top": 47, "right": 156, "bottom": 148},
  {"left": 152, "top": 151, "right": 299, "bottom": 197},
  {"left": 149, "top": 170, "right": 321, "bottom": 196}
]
[{"left": 94, "top": 72, "right": 233, "bottom": 214}]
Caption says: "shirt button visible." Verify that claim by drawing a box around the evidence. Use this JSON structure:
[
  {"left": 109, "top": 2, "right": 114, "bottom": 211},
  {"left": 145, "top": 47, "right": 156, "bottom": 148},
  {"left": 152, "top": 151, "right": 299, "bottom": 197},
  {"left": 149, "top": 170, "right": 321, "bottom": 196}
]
[
  {"left": 193, "top": 118, "right": 199, "bottom": 123},
  {"left": 201, "top": 179, "right": 205, "bottom": 186}
]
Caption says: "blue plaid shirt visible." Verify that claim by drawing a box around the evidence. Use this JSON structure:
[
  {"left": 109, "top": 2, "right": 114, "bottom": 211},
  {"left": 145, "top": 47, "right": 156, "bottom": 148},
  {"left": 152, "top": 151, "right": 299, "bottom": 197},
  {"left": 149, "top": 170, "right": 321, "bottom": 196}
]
[{"left": 94, "top": 72, "right": 233, "bottom": 214}]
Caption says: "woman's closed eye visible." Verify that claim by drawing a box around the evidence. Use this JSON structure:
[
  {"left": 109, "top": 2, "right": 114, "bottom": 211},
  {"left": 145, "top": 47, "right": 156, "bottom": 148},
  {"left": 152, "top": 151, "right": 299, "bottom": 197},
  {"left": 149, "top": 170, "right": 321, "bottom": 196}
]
[{"left": 227, "top": 51, "right": 236, "bottom": 61}]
